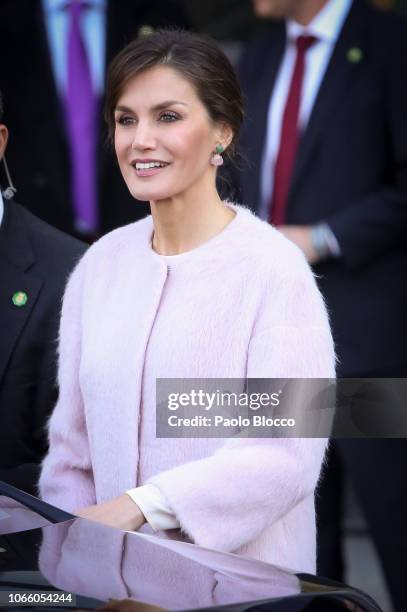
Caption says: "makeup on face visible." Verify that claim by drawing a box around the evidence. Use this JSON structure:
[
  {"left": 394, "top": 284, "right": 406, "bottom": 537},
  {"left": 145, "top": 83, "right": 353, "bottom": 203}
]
[{"left": 114, "top": 65, "right": 220, "bottom": 203}]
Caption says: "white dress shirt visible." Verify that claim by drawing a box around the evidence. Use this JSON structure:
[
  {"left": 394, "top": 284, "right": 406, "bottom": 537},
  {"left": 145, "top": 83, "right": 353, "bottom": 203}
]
[{"left": 259, "top": 0, "right": 353, "bottom": 220}]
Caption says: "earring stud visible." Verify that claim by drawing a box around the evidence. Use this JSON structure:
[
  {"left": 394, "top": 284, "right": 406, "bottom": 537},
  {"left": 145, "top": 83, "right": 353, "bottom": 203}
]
[{"left": 211, "top": 144, "right": 224, "bottom": 167}]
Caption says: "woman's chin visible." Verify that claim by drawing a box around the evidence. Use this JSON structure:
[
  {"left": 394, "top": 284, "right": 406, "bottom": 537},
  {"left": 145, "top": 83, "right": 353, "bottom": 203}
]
[{"left": 129, "top": 187, "right": 175, "bottom": 203}]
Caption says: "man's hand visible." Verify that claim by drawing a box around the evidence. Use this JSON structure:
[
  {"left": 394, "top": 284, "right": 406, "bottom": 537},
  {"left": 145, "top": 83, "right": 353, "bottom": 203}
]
[
  {"left": 278, "top": 225, "right": 318, "bottom": 264},
  {"left": 75, "top": 494, "right": 146, "bottom": 531}
]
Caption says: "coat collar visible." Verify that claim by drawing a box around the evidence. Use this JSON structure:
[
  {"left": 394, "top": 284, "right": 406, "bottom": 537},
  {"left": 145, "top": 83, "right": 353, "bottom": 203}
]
[{"left": 286, "top": 0, "right": 352, "bottom": 44}]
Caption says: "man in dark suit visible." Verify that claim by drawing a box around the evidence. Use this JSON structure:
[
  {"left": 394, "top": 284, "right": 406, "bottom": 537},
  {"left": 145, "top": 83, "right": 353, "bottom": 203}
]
[
  {"left": 234, "top": 1, "right": 407, "bottom": 610},
  {"left": 0, "top": 0, "right": 189, "bottom": 240},
  {"left": 0, "top": 92, "right": 86, "bottom": 495}
]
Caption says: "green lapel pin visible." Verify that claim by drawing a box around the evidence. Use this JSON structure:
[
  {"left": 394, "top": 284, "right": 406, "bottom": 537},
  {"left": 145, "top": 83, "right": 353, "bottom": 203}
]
[
  {"left": 347, "top": 47, "right": 363, "bottom": 63},
  {"left": 12, "top": 291, "right": 28, "bottom": 307}
]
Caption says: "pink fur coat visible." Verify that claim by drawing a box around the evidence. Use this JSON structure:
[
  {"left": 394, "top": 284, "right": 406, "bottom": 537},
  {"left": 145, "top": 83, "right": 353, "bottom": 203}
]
[{"left": 39, "top": 204, "right": 335, "bottom": 573}]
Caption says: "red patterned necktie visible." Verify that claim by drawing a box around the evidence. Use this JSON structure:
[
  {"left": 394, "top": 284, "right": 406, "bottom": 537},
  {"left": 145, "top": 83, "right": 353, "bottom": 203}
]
[{"left": 269, "top": 35, "right": 317, "bottom": 226}]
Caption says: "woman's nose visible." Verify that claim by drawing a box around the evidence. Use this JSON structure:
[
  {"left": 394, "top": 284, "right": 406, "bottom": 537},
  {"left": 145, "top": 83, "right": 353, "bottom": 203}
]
[{"left": 131, "top": 122, "right": 156, "bottom": 150}]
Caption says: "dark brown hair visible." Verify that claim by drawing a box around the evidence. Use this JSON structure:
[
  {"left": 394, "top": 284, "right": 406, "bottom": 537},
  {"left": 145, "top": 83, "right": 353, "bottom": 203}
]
[{"left": 105, "top": 29, "right": 244, "bottom": 162}]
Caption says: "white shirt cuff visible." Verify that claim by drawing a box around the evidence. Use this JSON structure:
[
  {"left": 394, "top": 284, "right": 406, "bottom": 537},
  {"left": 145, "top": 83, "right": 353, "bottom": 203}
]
[{"left": 126, "top": 484, "right": 180, "bottom": 532}]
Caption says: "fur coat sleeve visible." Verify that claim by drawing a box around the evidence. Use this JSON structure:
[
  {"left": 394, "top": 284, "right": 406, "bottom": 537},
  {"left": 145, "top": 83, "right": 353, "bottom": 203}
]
[{"left": 38, "top": 261, "right": 96, "bottom": 513}]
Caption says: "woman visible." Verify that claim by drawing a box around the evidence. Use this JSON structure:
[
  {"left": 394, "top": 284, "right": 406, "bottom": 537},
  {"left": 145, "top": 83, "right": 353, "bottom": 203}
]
[{"left": 39, "top": 29, "right": 335, "bottom": 573}]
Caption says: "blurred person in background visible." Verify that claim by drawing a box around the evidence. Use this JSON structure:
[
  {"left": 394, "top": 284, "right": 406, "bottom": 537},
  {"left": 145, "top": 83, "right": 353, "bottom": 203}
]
[
  {"left": 0, "top": 90, "right": 86, "bottom": 495},
  {"left": 234, "top": 0, "right": 407, "bottom": 610},
  {"left": 0, "top": 0, "right": 189, "bottom": 242}
]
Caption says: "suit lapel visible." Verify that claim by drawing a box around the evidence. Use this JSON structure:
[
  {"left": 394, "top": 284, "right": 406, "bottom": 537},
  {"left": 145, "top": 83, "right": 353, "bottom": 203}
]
[
  {"left": 0, "top": 202, "right": 43, "bottom": 388},
  {"left": 289, "top": 0, "right": 366, "bottom": 204},
  {"left": 240, "top": 23, "right": 286, "bottom": 211}
]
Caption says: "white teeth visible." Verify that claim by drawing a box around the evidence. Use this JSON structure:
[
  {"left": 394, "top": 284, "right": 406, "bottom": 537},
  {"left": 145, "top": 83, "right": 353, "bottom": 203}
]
[{"left": 135, "top": 161, "right": 167, "bottom": 170}]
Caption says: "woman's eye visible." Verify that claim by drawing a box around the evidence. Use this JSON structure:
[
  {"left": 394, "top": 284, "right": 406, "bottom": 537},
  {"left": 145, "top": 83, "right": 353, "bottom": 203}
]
[
  {"left": 159, "top": 112, "right": 180, "bottom": 122},
  {"left": 116, "top": 115, "right": 135, "bottom": 126}
]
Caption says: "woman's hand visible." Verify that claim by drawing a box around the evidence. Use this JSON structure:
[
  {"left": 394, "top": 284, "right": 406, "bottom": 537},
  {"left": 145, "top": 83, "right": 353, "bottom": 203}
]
[{"left": 75, "top": 494, "right": 146, "bottom": 531}]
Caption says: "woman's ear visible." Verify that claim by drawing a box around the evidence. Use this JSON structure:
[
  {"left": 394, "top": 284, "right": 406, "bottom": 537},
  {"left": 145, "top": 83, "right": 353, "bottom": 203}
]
[
  {"left": 216, "top": 122, "right": 234, "bottom": 153},
  {"left": 0, "top": 124, "right": 9, "bottom": 159}
]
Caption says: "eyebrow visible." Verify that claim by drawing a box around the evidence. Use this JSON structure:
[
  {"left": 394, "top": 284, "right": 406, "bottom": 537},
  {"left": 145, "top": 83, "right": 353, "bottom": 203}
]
[{"left": 115, "top": 100, "right": 188, "bottom": 113}]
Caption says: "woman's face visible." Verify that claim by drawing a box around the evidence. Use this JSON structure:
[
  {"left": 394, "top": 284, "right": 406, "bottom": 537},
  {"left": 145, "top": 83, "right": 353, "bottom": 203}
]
[{"left": 114, "top": 65, "right": 225, "bottom": 203}]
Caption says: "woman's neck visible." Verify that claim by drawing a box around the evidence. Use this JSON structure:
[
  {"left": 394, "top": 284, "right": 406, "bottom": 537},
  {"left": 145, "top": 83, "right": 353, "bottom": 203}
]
[{"left": 150, "top": 184, "right": 235, "bottom": 256}]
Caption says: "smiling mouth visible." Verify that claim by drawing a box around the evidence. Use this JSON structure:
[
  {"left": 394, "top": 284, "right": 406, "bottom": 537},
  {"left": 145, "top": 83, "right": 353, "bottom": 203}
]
[{"left": 131, "top": 160, "right": 170, "bottom": 177}]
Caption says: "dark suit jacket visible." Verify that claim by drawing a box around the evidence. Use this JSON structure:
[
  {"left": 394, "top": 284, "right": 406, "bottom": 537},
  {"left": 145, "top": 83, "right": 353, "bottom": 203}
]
[
  {"left": 0, "top": 0, "right": 189, "bottom": 237},
  {"left": 235, "top": 0, "right": 407, "bottom": 376},
  {"left": 0, "top": 199, "right": 86, "bottom": 494}
]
